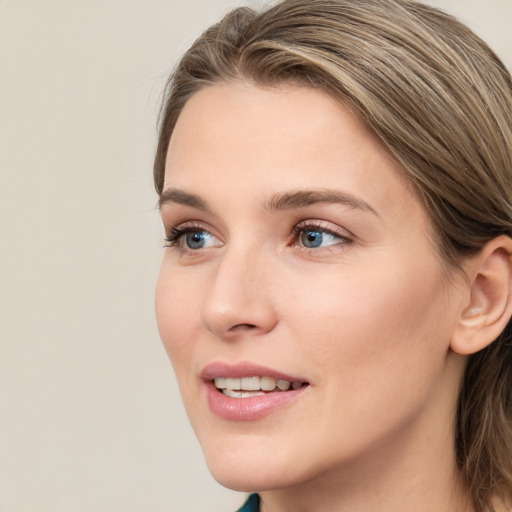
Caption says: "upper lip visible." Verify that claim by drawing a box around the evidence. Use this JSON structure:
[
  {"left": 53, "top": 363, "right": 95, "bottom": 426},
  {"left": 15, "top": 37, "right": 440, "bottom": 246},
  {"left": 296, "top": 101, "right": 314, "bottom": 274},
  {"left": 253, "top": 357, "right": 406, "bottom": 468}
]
[{"left": 200, "top": 361, "right": 308, "bottom": 383}]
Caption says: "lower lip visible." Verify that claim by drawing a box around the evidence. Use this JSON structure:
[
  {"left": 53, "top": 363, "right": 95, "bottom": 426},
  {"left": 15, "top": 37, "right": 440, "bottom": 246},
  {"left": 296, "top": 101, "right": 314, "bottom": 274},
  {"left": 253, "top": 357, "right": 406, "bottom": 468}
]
[{"left": 205, "top": 382, "right": 308, "bottom": 421}]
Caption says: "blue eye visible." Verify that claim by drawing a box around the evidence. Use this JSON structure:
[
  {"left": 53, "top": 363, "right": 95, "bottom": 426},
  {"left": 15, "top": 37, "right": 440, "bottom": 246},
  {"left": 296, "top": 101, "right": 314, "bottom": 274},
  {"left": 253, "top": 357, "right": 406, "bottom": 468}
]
[
  {"left": 300, "top": 229, "right": 341, "bottom": 248},
  {"left": 184, "top": 230, "right": 210, "bottom": 249},
  {"left": 294, "top": 222, "right": 351, "bottom": 250},
  {"left": 301, "top": 230, "right": 321, "bottom": 248},
  {"left": 165, "top": 225, "right": 221, "bottom": 251}
]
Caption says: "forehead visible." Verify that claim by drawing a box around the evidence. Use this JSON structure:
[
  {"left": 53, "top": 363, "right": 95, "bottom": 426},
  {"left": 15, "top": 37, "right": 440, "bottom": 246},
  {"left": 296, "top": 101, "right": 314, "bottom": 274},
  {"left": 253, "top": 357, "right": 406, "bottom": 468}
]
[
  {"left": 167, "top": 83, "right": 393, "bottom": 171},
  {"left": 168, "top": 82, "right": 380, "bottom": 146},
  {"left": 164, "top": 82, "right": 421, "bottom": 219}
]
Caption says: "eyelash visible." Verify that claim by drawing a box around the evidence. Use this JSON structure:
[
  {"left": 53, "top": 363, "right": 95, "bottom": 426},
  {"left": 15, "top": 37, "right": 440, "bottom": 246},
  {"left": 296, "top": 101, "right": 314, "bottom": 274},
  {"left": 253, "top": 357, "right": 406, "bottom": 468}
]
[
  {"left": 164, "top": 222, "right": 210, "bottom": 252},
  {"left": 164, "top": 220, "right": 353, "bottom": 253},
  {"left": 292, "top": 221, "right": 353, "bottom": 251}
]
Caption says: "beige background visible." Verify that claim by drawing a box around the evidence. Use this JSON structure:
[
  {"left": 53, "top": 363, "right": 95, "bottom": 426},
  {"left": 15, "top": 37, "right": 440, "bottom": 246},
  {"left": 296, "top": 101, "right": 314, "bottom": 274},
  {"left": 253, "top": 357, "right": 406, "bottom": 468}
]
[{"left": 1, "top": 1, "right": 510, "bottom": 511}]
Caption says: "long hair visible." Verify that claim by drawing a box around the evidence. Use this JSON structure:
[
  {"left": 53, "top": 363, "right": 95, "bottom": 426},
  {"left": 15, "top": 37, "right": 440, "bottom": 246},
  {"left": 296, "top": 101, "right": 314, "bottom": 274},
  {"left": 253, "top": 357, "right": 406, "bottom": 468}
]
[{"left": 154, "top": 1, "right": 512, "bottom": 509}]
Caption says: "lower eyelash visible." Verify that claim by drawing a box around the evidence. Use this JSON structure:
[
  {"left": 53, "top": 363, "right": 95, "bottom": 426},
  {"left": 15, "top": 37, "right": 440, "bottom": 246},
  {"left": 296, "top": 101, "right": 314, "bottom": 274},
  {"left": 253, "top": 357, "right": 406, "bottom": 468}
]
[
  {"left": 164, "top": 222, "right": 213, "bottom": 252},
  {"left": 164, "top": 227, "right": 203, "bottom": 252},
  {"left": 164, "top": 222, "right": 351, "bottom": 251}
]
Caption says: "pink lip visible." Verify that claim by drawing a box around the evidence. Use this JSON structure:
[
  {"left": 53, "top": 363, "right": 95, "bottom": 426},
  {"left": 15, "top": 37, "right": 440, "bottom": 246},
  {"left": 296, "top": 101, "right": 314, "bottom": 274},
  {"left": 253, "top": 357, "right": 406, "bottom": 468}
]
[{"left": 201, "top": 362, "right": 310, "bottom": 421}]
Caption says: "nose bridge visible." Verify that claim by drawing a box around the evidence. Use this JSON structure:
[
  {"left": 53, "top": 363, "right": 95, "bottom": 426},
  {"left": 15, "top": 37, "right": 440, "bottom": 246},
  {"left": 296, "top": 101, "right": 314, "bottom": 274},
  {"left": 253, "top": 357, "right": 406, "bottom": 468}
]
[{"left": 200, "top": 241, "right": 276, "bottom": 338}]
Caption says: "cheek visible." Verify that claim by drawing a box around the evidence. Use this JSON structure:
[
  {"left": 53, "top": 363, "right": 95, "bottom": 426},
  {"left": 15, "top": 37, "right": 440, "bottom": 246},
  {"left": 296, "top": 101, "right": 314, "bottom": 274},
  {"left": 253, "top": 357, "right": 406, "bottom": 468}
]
[
  {"left": 275, "top": 260, "right": 455, "bottom": 463},
  {"left": 283, "top": 257, "right": 452, "bottom": 388},
  {"left": 155, "top": 264, "right": 200, "bottom": 374}
]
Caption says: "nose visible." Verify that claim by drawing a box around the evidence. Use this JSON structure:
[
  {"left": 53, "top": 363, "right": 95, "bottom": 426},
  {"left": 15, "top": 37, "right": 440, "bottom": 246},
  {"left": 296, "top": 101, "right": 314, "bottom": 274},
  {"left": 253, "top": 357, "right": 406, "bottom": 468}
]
[{"left": 200, "top": 246, "right": 278, "bottom": 340}]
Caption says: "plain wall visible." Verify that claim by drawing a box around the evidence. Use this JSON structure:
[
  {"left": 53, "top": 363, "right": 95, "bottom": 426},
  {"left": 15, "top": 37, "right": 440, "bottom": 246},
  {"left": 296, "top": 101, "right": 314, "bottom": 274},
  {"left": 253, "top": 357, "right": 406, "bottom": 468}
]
[{"left": 1, "top": 1, "right": 510, "bottom": 511}]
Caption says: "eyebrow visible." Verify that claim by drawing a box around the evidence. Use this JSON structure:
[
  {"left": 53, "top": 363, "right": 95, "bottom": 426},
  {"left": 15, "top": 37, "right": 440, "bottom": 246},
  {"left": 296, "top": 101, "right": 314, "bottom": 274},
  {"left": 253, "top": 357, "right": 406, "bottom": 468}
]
[
  {"left": 265, "top": 190, "right": 379, "bottom": 216},
  {"left": 158, "top": 188, "right": 211, "bottom": 212},
  {"left": 159, "top": 187, "right": 378, "bottom": 217}
]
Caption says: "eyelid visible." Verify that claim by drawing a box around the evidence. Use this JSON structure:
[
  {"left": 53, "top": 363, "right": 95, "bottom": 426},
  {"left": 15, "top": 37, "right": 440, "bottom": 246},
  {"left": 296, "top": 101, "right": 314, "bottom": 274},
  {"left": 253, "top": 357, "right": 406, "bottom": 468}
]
[
  {"left": 163, "top": 218, "right": 354, "bottom": 255},
  {"left": 164, "top": 220, "right": 222, "bottom": 252},
  {"left": 293, "top": 219, "right": 354, "bottom": 239},
  {"left": 165, "top": 220, "right": 210, "bottom": 236},
  {"left": 292, "top": 219, "right": 354, "bottom": 250}
]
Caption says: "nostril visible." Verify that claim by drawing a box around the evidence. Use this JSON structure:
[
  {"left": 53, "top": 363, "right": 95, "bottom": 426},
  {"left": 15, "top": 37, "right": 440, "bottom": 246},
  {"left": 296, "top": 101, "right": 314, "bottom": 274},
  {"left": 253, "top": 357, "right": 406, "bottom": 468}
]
[{"left": 228, "top": 323, "right": 257, "bottom": 332}]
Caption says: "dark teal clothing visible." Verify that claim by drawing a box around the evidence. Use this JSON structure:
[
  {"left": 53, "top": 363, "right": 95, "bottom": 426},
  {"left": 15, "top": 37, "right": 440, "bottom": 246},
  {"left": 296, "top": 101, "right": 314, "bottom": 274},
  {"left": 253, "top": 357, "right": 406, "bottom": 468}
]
[{"left": 237, "top": 494, "right": 260, "bottom": 512}]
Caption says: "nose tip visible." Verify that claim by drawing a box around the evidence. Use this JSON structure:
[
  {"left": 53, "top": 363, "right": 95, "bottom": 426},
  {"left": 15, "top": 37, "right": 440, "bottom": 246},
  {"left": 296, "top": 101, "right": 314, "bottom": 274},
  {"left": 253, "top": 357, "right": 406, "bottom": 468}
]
[
  {"left": 200, "top": 252, "right": 277, "bottom": 340},
  {"left": 201, "top": 302, "right": 276, "bottom": 340}
]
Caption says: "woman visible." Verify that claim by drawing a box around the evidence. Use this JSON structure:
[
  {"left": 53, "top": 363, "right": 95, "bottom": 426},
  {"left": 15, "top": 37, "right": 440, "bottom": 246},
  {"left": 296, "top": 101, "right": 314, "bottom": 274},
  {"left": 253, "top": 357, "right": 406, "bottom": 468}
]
[{"left": 154, "top": 1, "right": 512, "bottom": 511}]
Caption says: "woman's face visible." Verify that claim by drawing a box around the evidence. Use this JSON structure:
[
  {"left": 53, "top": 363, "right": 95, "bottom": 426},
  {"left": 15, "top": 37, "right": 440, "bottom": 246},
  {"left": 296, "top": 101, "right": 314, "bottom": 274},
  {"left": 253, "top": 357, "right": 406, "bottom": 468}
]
[{"left": 156, "top": 83, "right": 466, "bottom": 492}]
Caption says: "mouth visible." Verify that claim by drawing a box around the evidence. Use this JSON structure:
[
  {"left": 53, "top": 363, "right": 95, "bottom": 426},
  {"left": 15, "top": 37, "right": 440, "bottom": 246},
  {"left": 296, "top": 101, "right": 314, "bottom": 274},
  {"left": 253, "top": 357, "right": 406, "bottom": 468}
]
[
  {"left": 201, "top": 362, "right": 310, "bottom": 420},
  {"left": 214, "top": 376, "right": 309, "bottom": 398}
]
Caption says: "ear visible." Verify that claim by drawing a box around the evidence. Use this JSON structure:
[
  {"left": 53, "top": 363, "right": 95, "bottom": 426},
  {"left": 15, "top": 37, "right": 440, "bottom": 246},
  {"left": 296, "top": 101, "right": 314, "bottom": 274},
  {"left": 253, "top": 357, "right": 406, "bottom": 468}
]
[{"left": 451, "top": 236, "right": 512, "bottom": 356}]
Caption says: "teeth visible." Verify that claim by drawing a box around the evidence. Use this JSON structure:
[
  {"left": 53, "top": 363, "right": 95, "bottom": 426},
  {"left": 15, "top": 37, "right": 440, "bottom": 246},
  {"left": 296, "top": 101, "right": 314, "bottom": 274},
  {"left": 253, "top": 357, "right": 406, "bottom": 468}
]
[
  {"left": 213, "top": 376, "right": 305, "bottom": 393},
  {"left": 241, "top": 376, "right": 260, "bottom": 391},
  {"left": 215, "top": 377, "right": 226, "bottom": 389},
  {"left": 223, "top": 389, "right": 266, "bottom": 398},
  {"left": 277, "top": 379, "right": 291, "bottom": 391},
  {"left": 260, "top": 376, "right": 277, "bottom": 391},
  {"left": 225, "top": 377, "right": 241, "bottom": 389}
]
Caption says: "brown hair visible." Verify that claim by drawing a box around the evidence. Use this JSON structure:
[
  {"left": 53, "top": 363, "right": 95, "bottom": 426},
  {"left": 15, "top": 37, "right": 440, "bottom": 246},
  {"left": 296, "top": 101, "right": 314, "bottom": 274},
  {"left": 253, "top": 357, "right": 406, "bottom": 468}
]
[{"left": 153, "top": 1, "right": 512, "bottom": 509}]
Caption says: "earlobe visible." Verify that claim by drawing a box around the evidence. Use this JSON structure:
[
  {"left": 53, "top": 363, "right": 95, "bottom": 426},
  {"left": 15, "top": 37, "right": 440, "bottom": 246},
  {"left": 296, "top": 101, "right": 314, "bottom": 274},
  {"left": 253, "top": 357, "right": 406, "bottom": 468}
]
[{"left": 450, "top": 236, "right": 512, "bottom": 356}]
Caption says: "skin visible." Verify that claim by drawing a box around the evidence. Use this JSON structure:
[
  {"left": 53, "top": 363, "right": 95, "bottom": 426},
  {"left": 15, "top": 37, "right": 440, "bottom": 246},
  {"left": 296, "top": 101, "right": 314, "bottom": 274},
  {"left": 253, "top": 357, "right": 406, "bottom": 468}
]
[{"left": 156, "top": 83, "right": 478, "bottom": 512}]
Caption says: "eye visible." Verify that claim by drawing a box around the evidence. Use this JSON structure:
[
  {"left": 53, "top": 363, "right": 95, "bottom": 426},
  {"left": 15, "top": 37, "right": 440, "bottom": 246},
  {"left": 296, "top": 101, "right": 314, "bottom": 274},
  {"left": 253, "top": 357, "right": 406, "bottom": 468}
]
[
  {"left": 165, "top": 223, "right": 222, "bottom": 252},
  {"left": 183, "top": 230, "right": 217, "bottom": 249},
  {"left": 293, "top": 221, "right": 352, "bottom": 250},
  {"left": 300, "top": 229, "right": 339, "bottom": 248}
]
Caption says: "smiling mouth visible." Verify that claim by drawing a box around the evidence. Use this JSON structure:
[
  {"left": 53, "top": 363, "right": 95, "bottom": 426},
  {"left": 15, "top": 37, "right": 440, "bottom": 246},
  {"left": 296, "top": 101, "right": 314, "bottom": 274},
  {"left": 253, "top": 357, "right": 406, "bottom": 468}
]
[{"left": 214, "top": 376, "right": 309, "bottom": 398}]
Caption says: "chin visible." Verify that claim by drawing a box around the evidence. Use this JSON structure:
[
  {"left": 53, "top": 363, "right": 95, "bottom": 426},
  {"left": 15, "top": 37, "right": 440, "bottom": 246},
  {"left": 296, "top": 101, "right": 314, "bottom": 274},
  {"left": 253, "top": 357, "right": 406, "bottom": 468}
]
[
  {"left": 200, "top": 439, "right": 301, "bottom": 493},
  {"left": 210, "top": 468, "right": 271, "bottom": 493},
  {"left": 204, "top": 449, "right": 268, "bottom": 491},
  {"left": 208, "top": 462, "right": 294, "bottom": 493}
]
